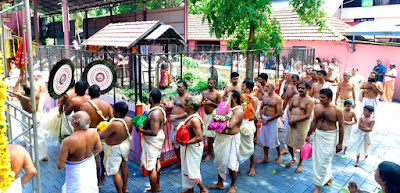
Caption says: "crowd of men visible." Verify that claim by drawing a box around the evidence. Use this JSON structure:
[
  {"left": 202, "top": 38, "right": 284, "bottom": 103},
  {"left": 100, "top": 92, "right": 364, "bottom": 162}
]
[{"left": 4, "top": 58, "right": 399, "bottom": 193}]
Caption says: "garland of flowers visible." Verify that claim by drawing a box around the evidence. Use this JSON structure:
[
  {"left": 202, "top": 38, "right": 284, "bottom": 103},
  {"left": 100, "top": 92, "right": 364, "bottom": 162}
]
[{"left": 0, "top": 35, "right": 15, "bottom": 192}]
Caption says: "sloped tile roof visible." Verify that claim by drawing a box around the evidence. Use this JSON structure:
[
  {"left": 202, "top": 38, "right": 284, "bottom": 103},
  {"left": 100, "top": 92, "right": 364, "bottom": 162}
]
[{"left": 188, "top": 7, "right": 350, "bottom": 41}]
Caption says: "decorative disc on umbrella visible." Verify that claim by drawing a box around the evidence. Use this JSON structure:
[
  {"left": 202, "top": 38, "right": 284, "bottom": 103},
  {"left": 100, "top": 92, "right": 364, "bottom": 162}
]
[
  {"left": 48, "top": 59, "right": 75, "bottom": 99},
  {"left": 83, "top": 60, "right": 116, "bottom": 94}
]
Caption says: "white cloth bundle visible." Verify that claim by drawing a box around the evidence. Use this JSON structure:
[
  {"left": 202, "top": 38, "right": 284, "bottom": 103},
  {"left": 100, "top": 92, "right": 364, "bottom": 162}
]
[
  {"left": 62, "top": 155, "right": 98, "bottom": 193},
  {"left": 312, "top": 129, "right": 337, "bottom": 187},
  {"left": 181, "top": 141, "right": 204, "bottom": 189},
  {"left": 260, "top": 115, "right": 280, "bottom": 148},
  {"left": 214, "top": 133, "right": 240, "bottom": 180},
  {"left": 239, "top": 119, "right": 255, "bottom": 163},
  {"left": 141, "top": 130, "right": 165, "bottom": 171}
]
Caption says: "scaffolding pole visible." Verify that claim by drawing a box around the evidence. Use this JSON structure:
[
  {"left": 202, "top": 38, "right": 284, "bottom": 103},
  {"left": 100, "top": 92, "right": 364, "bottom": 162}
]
[{"left": 24, "top": 0, "right": 41, "bottom": 192}]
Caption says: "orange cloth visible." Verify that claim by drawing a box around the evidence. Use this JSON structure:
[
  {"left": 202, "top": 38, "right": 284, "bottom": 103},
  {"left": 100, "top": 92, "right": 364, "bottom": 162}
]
[
  {"left": 241, "top": 93, "right": 254, "bottom": 119},
  {"left": 382, "top": 79, "right": 395, "bottom": 102}
]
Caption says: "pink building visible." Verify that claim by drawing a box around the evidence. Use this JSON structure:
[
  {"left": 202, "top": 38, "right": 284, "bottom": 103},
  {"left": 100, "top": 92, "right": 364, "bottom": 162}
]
[{"left": 187, "top": 7, "right": 400, "bottom": 100}]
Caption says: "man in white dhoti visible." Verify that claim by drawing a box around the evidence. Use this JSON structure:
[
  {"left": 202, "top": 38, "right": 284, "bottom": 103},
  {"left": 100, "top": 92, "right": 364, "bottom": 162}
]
[
  {"left": 306, "top": 88, "right": 344, "bottom": 193},
  {"left": 99, "top": 102, "right": 133, "bottom": 193},
  {"left": 257, "top": 82, "right": 283, "bottom": 164},
  {"left": 176, "top": 97, "right": 208, "bottom": 193},
  {"left": 164, "top": 81, "right": 191, "bottom": 168},
  {"left": 355, "top": 106, "right": 375, "bottom": 167},
  {"left": 57, "top": 111, "right": 102, "bottom": 193},
  {"left": 209, "top": 90, "right": 243, "bottom": 193},
  {"left": 13, "top": 75, "right": 48, "bottom": 161},
  {"left": 285, "top": 82, "right": 314, "bottom": 173},
  {"left": 254, "top": 73, "right": 268, "bottom": 143},
  {"left": 239, "top": 81, "right": 258, "bottom": 176},
  {"left": 2, "top": 143, "right": 37, "bottom": 193},
  {"left": 360, "top": 72, "right": 383, "bottom": 118},
  {"left": 137, "top": 89, "right": 166, "bottom": 193},
  {"left": 201, "top": 78, "right": 221, "bottom": 162},
  {"left": 342, "top": 100, "right": 357, "bottom": 155}
]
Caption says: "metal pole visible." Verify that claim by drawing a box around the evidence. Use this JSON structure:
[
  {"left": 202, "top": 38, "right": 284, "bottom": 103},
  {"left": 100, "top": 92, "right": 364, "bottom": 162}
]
[
  {"left": 129, "top": 51, "right": 133, "bottom": 89},
  {"left": 24, "top": 0, "right": 41, "bottom": 192},
  {"left": 133, "top": 54, "right": 138, "bottom": 104},
  {"left": 230, "top": 52, "right": 233, "bottom": 75},
  {"left": 258, "top": 50, "right": 261, "bottom": 77},
  {"left": 0, "top": 15, "right": 7, "bottom": 77},
  {"left": 148, "top": 54, "right": 152, "bottom": 92},
  {"left": 0, "top": 1, "right": 24, "bottom": 14},
  {"left": 237, "top": 52, "right": 239, "bottom": 72},
  {"left": 138, "top": 55, "right": 143, "bottom": 102},
  {"left": 48, "top": 47, "right": 51, "bottom": 72},
  {"left": 276, "top": 54, "right": 280, "bottom": 84},
  {"left": 180, "top": 53, "right": 183, "bottom": 81}
]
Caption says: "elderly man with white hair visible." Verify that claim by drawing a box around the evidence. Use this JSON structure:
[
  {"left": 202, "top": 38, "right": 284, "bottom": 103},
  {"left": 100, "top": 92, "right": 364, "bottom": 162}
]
[{"left": 57, "top": 111, "right": 102, "bottom": 193}]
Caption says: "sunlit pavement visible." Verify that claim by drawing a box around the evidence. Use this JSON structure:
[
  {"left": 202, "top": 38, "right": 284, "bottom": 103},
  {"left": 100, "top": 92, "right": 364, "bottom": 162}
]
[{"left": 20, "top": 101, "right": 400, "bottom": 193}]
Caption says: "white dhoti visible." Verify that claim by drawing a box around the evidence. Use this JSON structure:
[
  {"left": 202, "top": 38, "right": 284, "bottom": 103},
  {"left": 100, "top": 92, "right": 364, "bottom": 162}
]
[
  {"left": 62, "top": 155, "right": 98, "bottom": 193},
  {"left": 239, "top": 119, "right": 256, "bottom": 163},
  {"left": 1, "top": 177, "right": 22, "bottom": 193},
  {"left": 169, "top": 117, "right": 185, "bottom": 148},
  {"left": 342, "top": 125, "right": 353, "bottom": 147},
  {"left": 313, "top": 129, "right": 337, "bottom": 187},
  {"left": 361, "top": 97, "right": 378, "bottom": 118},
  {"left": 141, "top": 130, "right": 165, "bottom": 171},
  {"left": 103, "top": 139, "right": 130, "bottom": 175},
  {"left": 285, "top": 116, "right": 310, "bottom": 149},
  {"left": 203, "top": 113, "right": 216, "bottom": 138},
  {"left": 214, "top": 133, "right": 240, "bottom": 180},
  {"left": 260, "top": 115, "right": 280, "bottom": 148},
  {"left": 181, "top": 142, "right": 204, "bottom": 189},
  {"left": 356, "top": 131, "right": 371, "bottom": 157},
  {"left": 22, "top": 116, "right": 48, "bottom": 161},
  {"left": 281, "top": 107, "right": 289, "bottom": 144}
]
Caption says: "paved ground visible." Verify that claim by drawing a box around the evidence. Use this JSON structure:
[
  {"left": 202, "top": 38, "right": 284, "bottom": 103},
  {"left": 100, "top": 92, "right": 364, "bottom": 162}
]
[{"left": 16, "top": 101, "right": 400, "bottom": 193}]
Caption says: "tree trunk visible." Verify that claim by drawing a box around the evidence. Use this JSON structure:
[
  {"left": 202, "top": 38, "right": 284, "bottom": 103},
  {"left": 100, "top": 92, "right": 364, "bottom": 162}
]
[{"left": 245, "top": 23, "right": 256, "bottom": 81}]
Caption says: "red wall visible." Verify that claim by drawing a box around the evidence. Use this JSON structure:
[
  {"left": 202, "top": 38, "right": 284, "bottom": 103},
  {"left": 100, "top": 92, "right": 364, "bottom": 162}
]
[{"left": 283, "top": 40, "right": 400, "bottom": 100}]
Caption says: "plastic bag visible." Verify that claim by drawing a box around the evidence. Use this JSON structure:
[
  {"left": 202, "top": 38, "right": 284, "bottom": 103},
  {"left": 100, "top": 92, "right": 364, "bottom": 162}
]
[
  {"left": 301, "top": 142, "right": 312, "bottom": 159},
  {"left": 176, "top": 124, "right": 190, "bottom": 144}
]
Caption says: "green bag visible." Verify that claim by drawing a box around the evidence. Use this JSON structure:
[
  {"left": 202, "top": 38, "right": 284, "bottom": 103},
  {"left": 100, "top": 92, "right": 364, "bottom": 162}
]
[{"left": 131, "top": 115, "right": 148, "bottom": 128}]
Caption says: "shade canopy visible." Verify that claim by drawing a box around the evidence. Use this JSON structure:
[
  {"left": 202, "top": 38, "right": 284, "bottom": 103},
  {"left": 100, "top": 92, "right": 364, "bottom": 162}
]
[
  {"left": 345, "top": 20, "right": 400, "bottom": 36},
  {"left": 82, "top": 20, "right": 186, "bottom": 48},
  {"left": 37, "top": 0, "right": 133, "bottom": 15}
]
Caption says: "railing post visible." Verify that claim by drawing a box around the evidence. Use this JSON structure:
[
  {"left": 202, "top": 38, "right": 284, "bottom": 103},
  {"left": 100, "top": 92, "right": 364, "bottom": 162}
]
[
  {"left": 148, "top": 53, "right": 152, "bottom": 92},
  {"left": 180, "top": 53, "right": 183, "bottom": 81}
]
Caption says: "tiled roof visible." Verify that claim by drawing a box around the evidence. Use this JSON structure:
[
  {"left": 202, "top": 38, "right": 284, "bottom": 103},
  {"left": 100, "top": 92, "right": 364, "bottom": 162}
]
[
  {"left": 188, "top": 6, "right": 350, "bottom": 41},
  {"left": 82, "top": 21, "right": 161, "bottom": 47}
]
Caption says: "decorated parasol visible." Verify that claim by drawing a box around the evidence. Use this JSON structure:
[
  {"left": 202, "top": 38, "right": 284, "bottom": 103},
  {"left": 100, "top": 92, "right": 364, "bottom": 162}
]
[
  {"left": 48, "top": 59, "right": 75, "bottom": 99},
  {"left": 83, "top": 60, "right": 116, "bottom": 94}
]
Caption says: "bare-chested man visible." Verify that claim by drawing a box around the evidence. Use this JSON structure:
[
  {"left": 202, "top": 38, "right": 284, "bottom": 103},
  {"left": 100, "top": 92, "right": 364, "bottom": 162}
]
[
  {"left": 80, "top": 85, "right": 113, "bottom": 188},
  {"left": 64, "top": 81, "right": 90, "bottom": 115},
  {"left": 257, "top": 82, "right": 283, "bottom": 164},
  {"left": 58, "top": 80, "right": 76, "bottom": 114},
  {"left": 57, "top": 111, "right": 102, "bottom": 192},
  {"left": 165, "top": 81, "right": 191, "bottom": 168},
  {"left": 360, "top": 72, "right": 383, "bottom": 118},
  {"left": 307, "top": 70, "right": 318, "bottom": 86},
  {"left": 201, "top": 78, "right": 222, "bottom": 162},
  {"left": 223, "top": 72, "right": 241, "bottom": 98},
  {"left": 285, "top": 81, "right": 314, "bottom": 173},
  {"left": 13, "top": 75, "right": 48, "bottom": 161},
  {"left": 281, "top": 74, "right": 299, "bottom": 153},
  {"left": 306, "top": 88, "right": 344, "bottom": 193},
  {"left": 254, "top": 73, "right": 269, "bottom": 143},
  {"left": 176, "top": 97, "right": 208, "bottom": 193},
  {"left": 300, "top": 66, "right": 313, "bottom": 83},
  {"left": 309, "top": 70, "right": 331, "bottom": 104},
  {"left": 239, "top": 80, "right": 258, "bottom": 176},
  {"left": 4, "top": 143, "right": 37, "bottom": 193},
  {"left": 138, "top": 89, "right": 166, "bottom": 193},
  {"left": 335, "top": 72, "right": 356, "bottom": 110},
  {"left": 209, "top": 90, "right": 243, "bottom": 193},
  {"left": 99, "top": 102, "right": 133, "bottom": 193}
]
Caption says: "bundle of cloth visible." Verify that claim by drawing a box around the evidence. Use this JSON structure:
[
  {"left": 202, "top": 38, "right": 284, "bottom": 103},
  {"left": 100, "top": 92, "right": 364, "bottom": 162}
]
[{"left": 207, "top": 101, "right": 231, "bottom": 133}]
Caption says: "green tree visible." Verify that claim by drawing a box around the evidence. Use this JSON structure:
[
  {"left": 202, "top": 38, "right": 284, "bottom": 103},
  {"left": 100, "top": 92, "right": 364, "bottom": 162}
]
[{"left": 203, "top": 0, "right": 326, "bottom": 81}]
